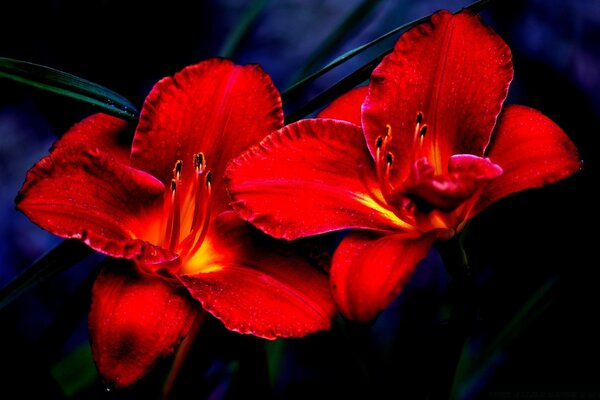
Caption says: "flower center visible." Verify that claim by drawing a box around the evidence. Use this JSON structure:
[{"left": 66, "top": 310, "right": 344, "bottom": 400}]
[
  {"left": 162, "top": 153, "right": 212, "bottom": 260},
  {"left": 374, "top": 112, "right": 430, "bottom": 217},
  {"left": 374, "top": 112, "right": 502, "bottom": 218}
]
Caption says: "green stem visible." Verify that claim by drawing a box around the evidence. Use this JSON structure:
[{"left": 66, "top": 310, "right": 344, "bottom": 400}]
[{"left": 432, "top": 233, "right": 476, "bottom": 399}]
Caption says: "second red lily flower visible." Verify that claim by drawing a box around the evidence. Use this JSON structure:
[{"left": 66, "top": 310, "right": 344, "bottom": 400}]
[{"left": 226, "top": 10, "right": 581, "bottom": 321}]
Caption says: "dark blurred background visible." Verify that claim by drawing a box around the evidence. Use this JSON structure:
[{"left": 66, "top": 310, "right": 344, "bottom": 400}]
[{"left": 1, "top": 0, "right": 598, "bottom": 399}]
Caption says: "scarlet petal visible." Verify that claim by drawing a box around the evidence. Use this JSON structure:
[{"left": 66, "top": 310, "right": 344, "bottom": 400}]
[
  {"left": 317, "top": 86, "right": 368, "bottom": 126},
  {"left": 363, "top": 10, "right": 513, "bottom": 182},
  {"left": 227, "top": 119, "right": 410, "bottom": 240},
  {"left": 16, "top": 144, "right": 174, "bottom": 263},
  {"left": 131, "top": 59, "right": 284, "bottom": 212},
  {"left": 89, "top": 261, "right": 200, "bottom": 389},
  {"left": 331, "top": 231, "right": 435, "bottom": 321},
  {"left": 53, "top": 113, "right": 132, "bottom": 164},
  {"left": 406, "top": 155, "right": 503, "bottom": 212},
  {"left": 180, "top": 212, "right": 335, "bottom": 339},
  {"left": 470, "top": 105, "right": 581, "bottom": 217}
]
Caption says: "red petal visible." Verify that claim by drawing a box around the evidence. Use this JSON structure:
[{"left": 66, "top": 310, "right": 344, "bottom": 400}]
[
  {"left": 362, "top": 10, "right": 513, "bottom": 183},
  {"left": 405, "top": 155, "right": 502, "bottom": 212},
  {"left": 227, "top": 119, "right": 415, "bottom": 240},
  {"left": 16, "top": 144, "right": 174, "bottom": 263},
  {"left": 469, "top": 105, "right": 581, "bottom": 218},
  {"left": 317, "top": 85, "right": 368, "bottom": 126},
  {"left": 131, "top": 59, "right": 284, "bottom": 213},
  {"left": 180, "top": 212, "right": 335, "bottom": 339},
  {"left": 53, "top": 113, "right": 132, "bottom": 164},
  {"left": 89, "top": 261, "right": 200, "bottom": 389},
  {"left": 331, "top": 231, "right": 435, "bottom": 321}
]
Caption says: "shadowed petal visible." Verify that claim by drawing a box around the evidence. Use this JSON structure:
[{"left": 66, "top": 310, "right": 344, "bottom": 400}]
[
  {"left": 130, "top": 59, "right": 284, "bottom": 213},
  {"left": 363, "top": 10, "right": 513, "bottom": 183},
  {"left": 331, "top": 231, "right": 436, "bottom": 321},
  {"left": 89, "top": 261, "right": 200, "bottom": 389},
  {"left": 53, "top": 113, "right": 133, "bottom": 164},
  {"left": 468, "top": 105, "right": 581, "bottom": 218},
  {"left": 16, "top": 144, "right": 175, "bottom": 263},
  {"left": 180, "top": 212, "right": 335, "bottom": 339},
  {"left": 227, "top": 119, "right": 415, "bottom": 240},
  {"left": 317, "top": 85, "right": 368, "bottom": 126}
]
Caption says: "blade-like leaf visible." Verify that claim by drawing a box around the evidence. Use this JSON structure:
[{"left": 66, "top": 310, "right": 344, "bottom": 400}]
[
  {"left": 0, "top": 57, "right": 138, "bottom": 121},
  {"left": 284, "top": 49, "right": 385, "bottom": 123},
  {"left": 218, "top": 0, "right": 270, "bottom": 59},
  {"left": 282, "top": 0, "right": 492, "bottom": 103},
  {"left": 50, "top": 343, "right": 99, "bottom": 398},
  {"left": 450, "top": 276, "right": 558, "bottom": 399},
  {"left": 0, "top": 239, "right": 93, "bottom": 310},
  {"left": 285, "top": 0, "right": 383, "bottom": 88}
]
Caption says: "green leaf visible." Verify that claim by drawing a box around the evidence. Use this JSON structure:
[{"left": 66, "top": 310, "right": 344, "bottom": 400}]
[
  {"left": 218, "top": 0, "right": 270, "bottom": 59},
  {"left": 285, "top": 0, "right": 383, "bottom": 88},
  {"left": 0, "top": 239, "right": 93, "bottom": 310},
  {"left": 51, "top": 342, "right": 99, "bottom": 398},
  {"left": 0, "top": 57, "right": 138, "bottom": 121},
  {"left": 284, "top": 49, "right": 385, "bottom": 123},
  {"left": 450, "top": 276, "right": 558, "bottom": 399},
  {"left": 282, "top": 0, "right": 492, "bottom": 115}
]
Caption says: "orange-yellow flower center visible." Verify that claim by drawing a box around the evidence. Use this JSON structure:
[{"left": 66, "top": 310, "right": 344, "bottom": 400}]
[
  {"left": 162, "top": 153, "right": 213, "bottom": 263},
  {"left": 373, "top": 111, "right": 502, "bottom": 233}
]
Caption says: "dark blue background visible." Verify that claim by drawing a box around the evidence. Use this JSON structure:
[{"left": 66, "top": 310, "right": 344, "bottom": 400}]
[{"left": 1, "top": 0, "right": 598, "bottom": 398}]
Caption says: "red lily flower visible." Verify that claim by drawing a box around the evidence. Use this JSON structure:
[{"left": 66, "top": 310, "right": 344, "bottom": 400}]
[
  {"left": 226, "top": 11, "right": 581, "bottom": 321},
  {"left": 16, "top": 59, "right": 335, "bottom": 388}
]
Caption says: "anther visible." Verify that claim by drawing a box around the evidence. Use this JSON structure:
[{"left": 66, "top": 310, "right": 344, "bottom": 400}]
[
  {"left": 205, "top": 171, "right": 213, "bottom": 186},
  {"left": 419, "top": 125, "right": 428, "bottom": 137},
  {"left": 386, "top": 152, "right": 394, "bottom": 166},
  {"left": 385, "top": 124, "right": 392, "bottom": 138},
  {"left": 170, "top": 179, "right": 177, "bottom": 192},
  {"left": 376, "top": 136, "right": 383, "bottom": 149},
  {"left": 416, "top": 112, "right": 423, "bottom": 125},
  {"left": 193, "top": 153, "right": 205, "bottom": 173},
  {"left": 174, "top": 160, "right": 183, "bottom": 181}
]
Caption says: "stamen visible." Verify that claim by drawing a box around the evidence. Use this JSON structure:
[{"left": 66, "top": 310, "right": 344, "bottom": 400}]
[
  {"left": 385, "top": 152, "right": 393, "bottom": 183},
  {"left": 414, "top": 112, "right": 423, "bottom": 142},
  {"left": 419, "top": 125, "right": 428, "bottom": 137},
  {"left": 190, "top": 154, "right": 206, "bottom": 232},
  {"left": 375, "top": 125, "right": 396, "bottom": 206},
  {"left": 164, "top": 178, "right": 181, "bottom": 251},
  {"left": 188, "top": 171, "right": 213, "bottom": 256}
]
